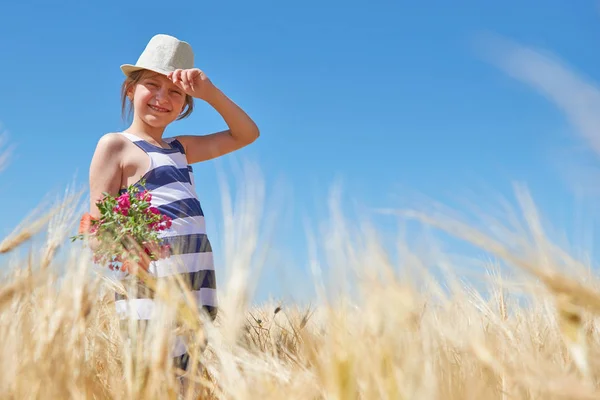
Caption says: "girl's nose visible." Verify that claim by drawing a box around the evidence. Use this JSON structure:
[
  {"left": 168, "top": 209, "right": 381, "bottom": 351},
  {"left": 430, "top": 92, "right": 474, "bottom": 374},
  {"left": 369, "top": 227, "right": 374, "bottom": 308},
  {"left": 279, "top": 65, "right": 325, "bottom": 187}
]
[{"left": 155, "top": 86, "right": 169, "bottom": 101}]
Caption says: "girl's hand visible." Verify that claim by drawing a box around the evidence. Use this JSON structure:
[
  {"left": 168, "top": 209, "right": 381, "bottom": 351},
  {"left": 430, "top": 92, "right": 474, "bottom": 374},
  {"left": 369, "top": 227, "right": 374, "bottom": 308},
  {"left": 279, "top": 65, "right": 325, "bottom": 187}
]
[{"left": 167, "top": 68, "right": 217, "bottom": 101}]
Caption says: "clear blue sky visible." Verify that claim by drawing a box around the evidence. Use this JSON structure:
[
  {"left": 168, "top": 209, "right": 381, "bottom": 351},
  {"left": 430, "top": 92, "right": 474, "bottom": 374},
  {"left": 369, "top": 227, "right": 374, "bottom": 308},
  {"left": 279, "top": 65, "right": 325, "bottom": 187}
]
[{"left": 2, "top": 0, "right": 600, "bottom": 303}]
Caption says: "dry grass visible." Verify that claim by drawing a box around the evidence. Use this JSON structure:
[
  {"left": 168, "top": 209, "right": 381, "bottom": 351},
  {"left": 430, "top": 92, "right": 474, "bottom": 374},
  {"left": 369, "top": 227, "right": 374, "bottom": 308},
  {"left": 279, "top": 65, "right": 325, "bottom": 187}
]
[{"left": 2, "top": 160, "right": 600, "bottom": 400}]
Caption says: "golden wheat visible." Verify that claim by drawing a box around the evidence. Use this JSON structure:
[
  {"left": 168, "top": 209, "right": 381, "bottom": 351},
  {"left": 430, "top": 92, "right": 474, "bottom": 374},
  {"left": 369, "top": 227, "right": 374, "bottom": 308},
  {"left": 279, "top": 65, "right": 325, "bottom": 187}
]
[{"left": 1, "top": 152, "right": 600, "bottom": 399}]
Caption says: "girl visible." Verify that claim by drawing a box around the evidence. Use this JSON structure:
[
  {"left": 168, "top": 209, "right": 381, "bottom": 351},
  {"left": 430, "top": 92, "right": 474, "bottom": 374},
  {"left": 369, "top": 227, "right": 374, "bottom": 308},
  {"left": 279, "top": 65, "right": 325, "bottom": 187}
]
[{"left": 85, "top": 34, "right": 259, "bottom": 373}]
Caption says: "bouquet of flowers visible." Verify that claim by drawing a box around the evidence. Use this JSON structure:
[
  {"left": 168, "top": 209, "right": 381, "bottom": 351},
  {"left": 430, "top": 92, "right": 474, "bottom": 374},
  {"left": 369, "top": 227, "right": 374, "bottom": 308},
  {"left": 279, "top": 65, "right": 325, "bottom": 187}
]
[{"left": 73, "top": 179, "right": 172, "bottom": 272}]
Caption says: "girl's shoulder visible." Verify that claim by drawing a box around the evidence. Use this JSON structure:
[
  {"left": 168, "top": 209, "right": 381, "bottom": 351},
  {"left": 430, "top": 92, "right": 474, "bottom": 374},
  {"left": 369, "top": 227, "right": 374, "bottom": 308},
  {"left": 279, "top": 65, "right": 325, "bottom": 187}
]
[
  {"left": 91, "top": 133, "right": 130, "bottom": 164},
  {"left": 96, "top": 132, "right": 127, "bottom": 146}
]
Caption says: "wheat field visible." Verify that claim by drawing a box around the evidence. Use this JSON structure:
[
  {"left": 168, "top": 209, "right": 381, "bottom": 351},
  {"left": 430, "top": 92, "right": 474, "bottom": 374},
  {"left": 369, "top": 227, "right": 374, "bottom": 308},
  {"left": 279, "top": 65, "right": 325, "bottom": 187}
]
[{"left": 2, "top": 138, "right": 600, "bottom": 400}]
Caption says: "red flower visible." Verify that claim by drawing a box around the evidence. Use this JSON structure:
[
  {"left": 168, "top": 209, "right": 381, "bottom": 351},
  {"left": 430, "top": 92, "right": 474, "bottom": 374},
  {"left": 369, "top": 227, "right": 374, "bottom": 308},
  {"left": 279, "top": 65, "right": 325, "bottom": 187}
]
[
  {"left": 162, "top": 215, "right": 172, "bottom": 229},
  {"left": 137, "top": 190, "right": 152, "bottom": 202},
  {"left": 117, "top": 194, "right": 131, "bottom": 213},
  {"left": 78, "top": 213, "right": 96, "bottom": 234},
  {"left": 112, "top": 193, "right": 132, "bottom": 216}
]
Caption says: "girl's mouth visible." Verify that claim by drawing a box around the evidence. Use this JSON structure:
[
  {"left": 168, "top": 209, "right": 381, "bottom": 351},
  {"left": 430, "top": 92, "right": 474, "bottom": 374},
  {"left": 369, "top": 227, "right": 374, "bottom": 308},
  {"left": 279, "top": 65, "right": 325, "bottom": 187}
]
[{"left": 148, "top": 104, "right": 170, "bottom": 113}]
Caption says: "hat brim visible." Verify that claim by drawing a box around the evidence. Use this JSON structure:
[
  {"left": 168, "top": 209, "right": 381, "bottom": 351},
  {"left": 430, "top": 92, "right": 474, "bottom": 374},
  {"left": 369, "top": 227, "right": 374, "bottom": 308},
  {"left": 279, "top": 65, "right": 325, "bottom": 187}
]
[{"left": 120, "top": 64, "right": 173, "bottom": 78}]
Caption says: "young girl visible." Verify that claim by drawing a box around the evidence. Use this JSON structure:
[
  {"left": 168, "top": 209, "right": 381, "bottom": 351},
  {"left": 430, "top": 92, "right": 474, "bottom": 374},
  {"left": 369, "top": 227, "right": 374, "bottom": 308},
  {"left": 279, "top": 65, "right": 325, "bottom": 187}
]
[{"left": 86, "top": 34, "right": 259, "bottom": 372}]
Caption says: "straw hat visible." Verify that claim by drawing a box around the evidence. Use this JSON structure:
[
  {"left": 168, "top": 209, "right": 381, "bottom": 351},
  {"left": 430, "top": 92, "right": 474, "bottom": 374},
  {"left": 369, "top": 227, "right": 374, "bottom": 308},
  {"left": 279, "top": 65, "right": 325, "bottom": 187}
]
[{"left": 120, "top": 34, "right": 195, "bottom": 77}]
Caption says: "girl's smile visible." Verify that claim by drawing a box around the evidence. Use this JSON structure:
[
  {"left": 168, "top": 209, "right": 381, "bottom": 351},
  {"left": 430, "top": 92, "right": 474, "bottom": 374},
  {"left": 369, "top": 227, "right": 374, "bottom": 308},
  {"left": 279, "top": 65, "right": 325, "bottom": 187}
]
[{"left": 147, "top": 104, "right": 171, "bottom": 113}]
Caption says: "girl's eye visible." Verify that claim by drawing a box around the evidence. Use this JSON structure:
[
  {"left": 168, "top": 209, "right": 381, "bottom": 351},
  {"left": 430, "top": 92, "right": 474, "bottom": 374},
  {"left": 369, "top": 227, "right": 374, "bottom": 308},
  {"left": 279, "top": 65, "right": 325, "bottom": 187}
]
[{"left": 171, "top": 90, "right": 182, "bottom": 96}]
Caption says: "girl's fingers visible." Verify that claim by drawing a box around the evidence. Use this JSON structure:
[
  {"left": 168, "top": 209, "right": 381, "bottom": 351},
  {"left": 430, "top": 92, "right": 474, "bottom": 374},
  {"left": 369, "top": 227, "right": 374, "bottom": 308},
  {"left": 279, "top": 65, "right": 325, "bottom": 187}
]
[
  {"left": 168, "top": 69, "right": 198, "bottom": 92},
  {"left": 185, "top": 69, "right": 194, "bottom": 82},
  {"left": 173, "top": 70, "right": 187, "bottom": 91},
  {"left": 191, "top": 69, "right": 202, "bottom": 90},
  {"left": 184, "top": 70, "right": 195, "bottom": 90},
  {"left": 180, "top": 78, "right": 191, "bottom": 92},
  {"left": 172, "top": 69, "right": 182, "bottom": 83}
]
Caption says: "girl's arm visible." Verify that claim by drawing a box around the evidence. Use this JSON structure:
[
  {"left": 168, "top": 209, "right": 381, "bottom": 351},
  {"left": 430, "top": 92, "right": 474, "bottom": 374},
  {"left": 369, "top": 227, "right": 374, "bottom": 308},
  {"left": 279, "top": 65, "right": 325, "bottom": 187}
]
[
  {"left": 177, "top": 87, "right": 259, "bottom": 163},
  {"left": 169, "top": 69, "right": 260, "bottom": 164},
  {"left": 89, "top": 133, "right": 125, "bottom": 216},
  {"left": 86, "top": 133, "right": 125, "bottom": 249}
]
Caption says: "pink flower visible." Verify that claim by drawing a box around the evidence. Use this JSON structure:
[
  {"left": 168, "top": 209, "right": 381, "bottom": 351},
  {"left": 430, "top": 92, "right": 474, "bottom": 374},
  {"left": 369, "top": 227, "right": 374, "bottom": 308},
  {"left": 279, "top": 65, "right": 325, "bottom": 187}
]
[
  {"left": 117, "top": 193, "right": 131, "bottom": 209},
  {"left": 114, "top": 193, "right": 131, "bottom": 216},
  {"left": 161, "top": 215, "right": 172, "bottom": 230},
  {"left": 113, "top": 205, "right": 128, "bottom": 216},
  {"left": 149, "top": 215, "right": 173, "bottom": 232},
  {"left": 137, "top": 190, "right": 152, "bottom": 202},
  {"left": 148, "top": 207, "right": 160, "bottom": 215}
]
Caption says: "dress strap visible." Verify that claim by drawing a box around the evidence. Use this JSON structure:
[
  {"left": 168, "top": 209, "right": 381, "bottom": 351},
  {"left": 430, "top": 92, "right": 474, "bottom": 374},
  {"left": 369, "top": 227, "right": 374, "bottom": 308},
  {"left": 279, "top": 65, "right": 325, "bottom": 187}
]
[
  {"left": 116, "top": 131, "right": 144, "bottom": 143},
  {"left": 115, "top": 132, "right": 151, "bottom": 154},
  {"left": 117, "top": 132, "right": 181, "bottom": 155}
]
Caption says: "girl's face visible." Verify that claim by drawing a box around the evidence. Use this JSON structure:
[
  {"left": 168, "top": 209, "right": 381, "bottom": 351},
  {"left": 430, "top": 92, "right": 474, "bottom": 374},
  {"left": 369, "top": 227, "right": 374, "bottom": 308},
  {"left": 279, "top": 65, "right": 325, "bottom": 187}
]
[{"left": 129, "top": 72, "right": 187, "bottom": 128}]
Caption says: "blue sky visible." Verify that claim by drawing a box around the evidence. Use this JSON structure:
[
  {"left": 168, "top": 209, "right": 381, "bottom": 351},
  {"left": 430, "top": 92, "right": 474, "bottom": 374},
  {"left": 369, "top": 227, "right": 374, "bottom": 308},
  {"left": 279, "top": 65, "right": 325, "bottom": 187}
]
[{"left": 2, "top": 0, "right": 600, "bottom": 303}]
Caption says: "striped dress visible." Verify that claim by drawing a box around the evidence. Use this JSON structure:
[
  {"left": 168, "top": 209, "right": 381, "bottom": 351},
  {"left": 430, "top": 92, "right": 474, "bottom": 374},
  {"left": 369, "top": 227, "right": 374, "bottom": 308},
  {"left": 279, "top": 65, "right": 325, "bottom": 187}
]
[{"left": 113, "top": 131, "right": 218, "bottom": 360}]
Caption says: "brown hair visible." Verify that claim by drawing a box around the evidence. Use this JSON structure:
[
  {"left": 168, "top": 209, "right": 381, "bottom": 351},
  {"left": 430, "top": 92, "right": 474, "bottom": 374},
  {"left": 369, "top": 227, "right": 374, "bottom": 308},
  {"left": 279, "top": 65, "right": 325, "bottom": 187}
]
[{"left": 120, "top": 69, "right": 194, "bottom": 122}]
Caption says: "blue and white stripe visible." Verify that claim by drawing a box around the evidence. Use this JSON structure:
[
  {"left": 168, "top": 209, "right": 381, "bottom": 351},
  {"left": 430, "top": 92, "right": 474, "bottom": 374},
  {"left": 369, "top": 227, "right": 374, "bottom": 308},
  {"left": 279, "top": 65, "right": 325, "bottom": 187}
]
[{"left": 114, "top": 132, "right": 217, "bottom": 358}]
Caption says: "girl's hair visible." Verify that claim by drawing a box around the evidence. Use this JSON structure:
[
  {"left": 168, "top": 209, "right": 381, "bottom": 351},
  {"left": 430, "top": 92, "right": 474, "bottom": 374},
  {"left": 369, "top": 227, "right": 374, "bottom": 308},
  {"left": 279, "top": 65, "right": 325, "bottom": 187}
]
[{"left": 120, "top": 69, "right": 194, "bottom": 122}]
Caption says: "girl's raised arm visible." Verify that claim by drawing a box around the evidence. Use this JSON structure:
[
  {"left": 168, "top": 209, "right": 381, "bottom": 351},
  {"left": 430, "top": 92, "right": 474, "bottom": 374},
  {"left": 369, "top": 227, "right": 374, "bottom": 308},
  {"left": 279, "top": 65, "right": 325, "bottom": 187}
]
[{"left": 168, "top": 68, "right": 260, "bottom": 164}]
